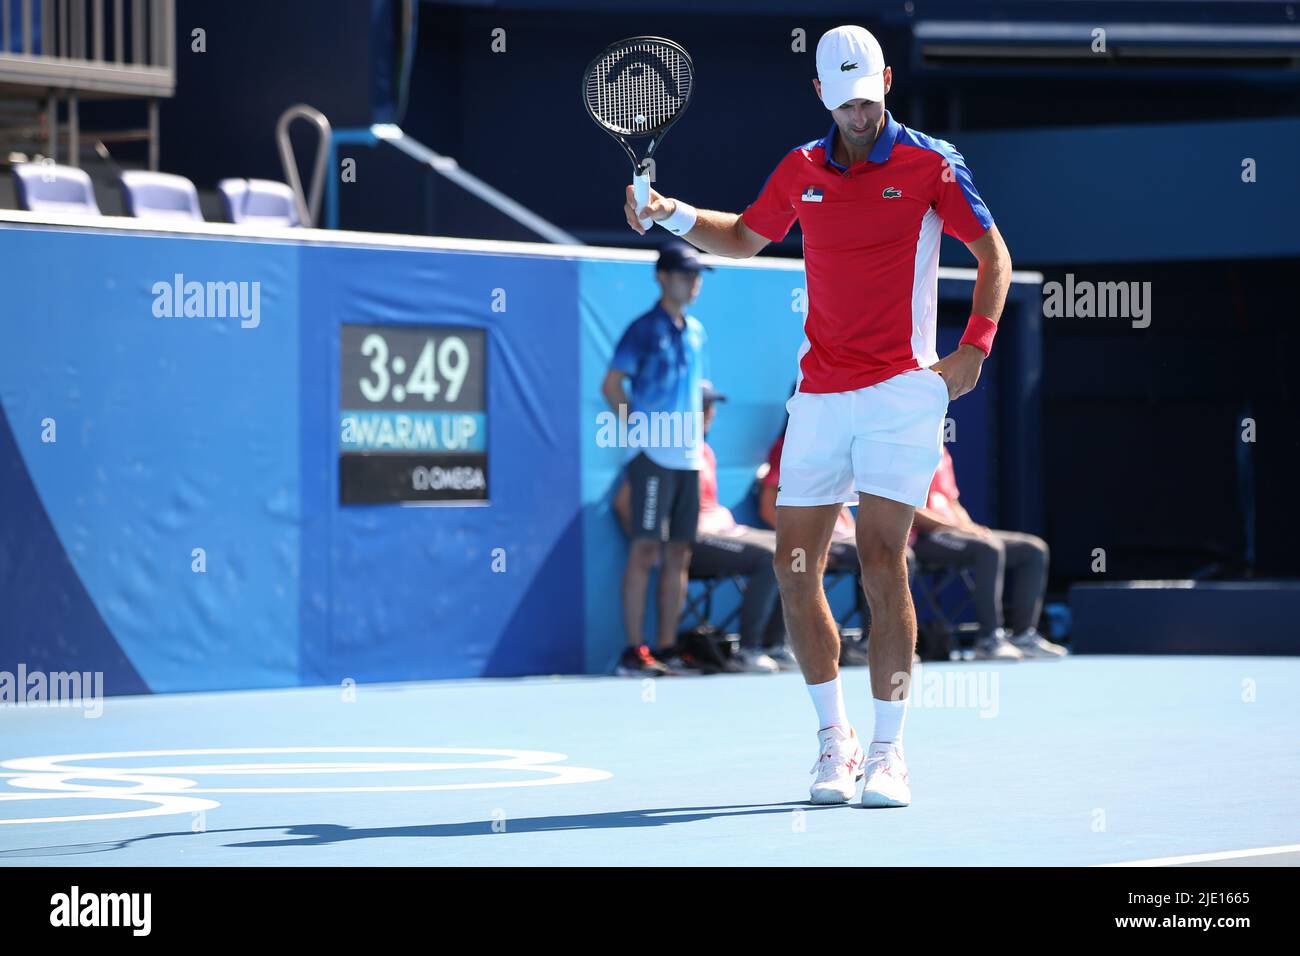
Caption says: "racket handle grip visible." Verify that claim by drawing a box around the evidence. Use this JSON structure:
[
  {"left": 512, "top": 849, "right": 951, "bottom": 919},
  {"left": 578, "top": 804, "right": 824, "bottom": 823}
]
[{"left": 633, "top": 171, "right": 653, "bottom": 230}]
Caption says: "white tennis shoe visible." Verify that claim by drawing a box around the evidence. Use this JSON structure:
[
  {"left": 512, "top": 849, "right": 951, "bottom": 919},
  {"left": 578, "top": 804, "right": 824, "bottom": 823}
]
[
  {"left": 1010, "top": 628, "right": 1068, "bottom": 659},
  {"left": 860, "top": 742, "right": 911, "bottom": 808},
  {"left": 809, "top": 725, "right": 864, "bottom": 804}
]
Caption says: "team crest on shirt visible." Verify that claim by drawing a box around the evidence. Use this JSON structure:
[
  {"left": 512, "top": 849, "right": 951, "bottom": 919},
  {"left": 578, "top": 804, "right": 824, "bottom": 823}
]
[
  {"left": 882, "top": 186, "right": 903, "bottom": 198},
  {"left": 801, "top": 186, "right": 824, "bottom": 203}
]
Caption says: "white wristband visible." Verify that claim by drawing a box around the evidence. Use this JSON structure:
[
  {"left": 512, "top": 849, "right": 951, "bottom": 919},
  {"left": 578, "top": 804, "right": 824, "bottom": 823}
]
[{"left": 658, "top": 200, "right": 697, "bottom": 237}]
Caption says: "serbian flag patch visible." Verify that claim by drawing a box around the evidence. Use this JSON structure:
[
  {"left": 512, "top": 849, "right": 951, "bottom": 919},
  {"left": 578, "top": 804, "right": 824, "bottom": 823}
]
[{"left": 801, "top": 186, "right": 824, "bottom": 203}]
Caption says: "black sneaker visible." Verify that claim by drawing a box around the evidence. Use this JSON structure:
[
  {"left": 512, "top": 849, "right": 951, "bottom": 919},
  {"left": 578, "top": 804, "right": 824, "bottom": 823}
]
[
  {"left": 839, "top": 638, "right": 871, "bottom": 667},
  {"left": 615, "top": 644, "right": 670, "bottom": 677},
  {"left": 656, "top": 644, "right": 706, "bottom": 676}
]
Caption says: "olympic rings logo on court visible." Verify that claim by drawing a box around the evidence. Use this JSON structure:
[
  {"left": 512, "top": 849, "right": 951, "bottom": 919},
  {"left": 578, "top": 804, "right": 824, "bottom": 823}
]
[{"left": 0, "top": 747, "right": 613, "bottom": 826}]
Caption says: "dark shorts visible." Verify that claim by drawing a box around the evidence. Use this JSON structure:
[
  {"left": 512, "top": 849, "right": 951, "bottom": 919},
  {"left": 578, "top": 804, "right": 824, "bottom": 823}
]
[{"left": 626, "top": 452, "right": 699, "bottom": 544}]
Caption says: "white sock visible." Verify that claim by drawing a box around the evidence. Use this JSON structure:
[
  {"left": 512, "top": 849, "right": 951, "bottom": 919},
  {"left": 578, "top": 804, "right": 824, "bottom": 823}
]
[
  {"left": 807, "top": 677, "right": 849, "bottom": 731},
  {"left": 872, "top": 697, "right": 908, "bottom": 748}
]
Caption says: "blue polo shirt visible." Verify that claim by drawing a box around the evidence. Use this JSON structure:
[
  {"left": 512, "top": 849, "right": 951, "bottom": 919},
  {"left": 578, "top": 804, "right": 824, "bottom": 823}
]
[{"left": 610, "top": 303, "right": 708, "bottom": 471}]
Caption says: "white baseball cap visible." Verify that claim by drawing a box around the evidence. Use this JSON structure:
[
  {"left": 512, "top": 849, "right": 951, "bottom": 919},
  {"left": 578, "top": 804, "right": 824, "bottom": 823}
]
[{"left": 816, "top": 26, "right": 886, "bottom": 110}]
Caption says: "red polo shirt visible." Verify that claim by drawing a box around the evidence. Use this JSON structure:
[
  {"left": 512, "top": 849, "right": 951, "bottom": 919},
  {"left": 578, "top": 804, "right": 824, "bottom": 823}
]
[{"left": 741, "top": 112, "right": 994, "bottom": 394}]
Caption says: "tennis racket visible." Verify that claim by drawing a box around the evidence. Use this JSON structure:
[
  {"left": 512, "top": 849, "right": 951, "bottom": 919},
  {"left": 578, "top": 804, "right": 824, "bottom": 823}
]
[{"left": 582, "top": 36, "right": 695, "bottom": 230}]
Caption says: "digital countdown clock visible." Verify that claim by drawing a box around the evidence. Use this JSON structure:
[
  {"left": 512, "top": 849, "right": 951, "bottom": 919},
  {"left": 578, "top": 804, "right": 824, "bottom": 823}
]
[{"left": 339, "top": 324, "right": 488, "bottom": 504}]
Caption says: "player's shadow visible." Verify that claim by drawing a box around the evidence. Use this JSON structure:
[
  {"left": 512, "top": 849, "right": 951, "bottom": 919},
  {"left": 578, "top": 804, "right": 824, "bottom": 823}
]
[
  {"left": 0, "top": 801, "right": 842, "bottom": 857},
  {"left": 216, "top": 801, "right": 838, "bottom": 848}
]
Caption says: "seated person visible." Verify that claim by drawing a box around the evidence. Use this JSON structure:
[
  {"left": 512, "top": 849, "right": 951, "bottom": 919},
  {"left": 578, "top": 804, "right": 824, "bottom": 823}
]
[
  {"left": 614, "top": 383, "right": 794, "bottom": 673},
  {"left": 910, "top": 446, "right": 1065, "bottom": 660}
]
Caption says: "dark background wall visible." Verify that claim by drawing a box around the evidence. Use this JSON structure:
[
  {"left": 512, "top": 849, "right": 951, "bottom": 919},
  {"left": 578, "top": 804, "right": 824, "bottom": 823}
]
[
  {"left": 73, "top": 0, "right": 1300, "bottom": 593},
  {"left": 109, "top": 1, "right": 1300, "bottom": 252}
]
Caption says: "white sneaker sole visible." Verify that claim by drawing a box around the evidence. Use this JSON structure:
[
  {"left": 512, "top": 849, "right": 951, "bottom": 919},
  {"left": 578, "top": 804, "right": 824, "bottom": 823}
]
[
  {"left": 809, "top": 767, "right": 864, "bottom": 804},
  {"left": 810, "top": 781, "right": 861, "bottom": 804},
  {"left": 860, "top": 789, "right": 910, "bottom": 808}
]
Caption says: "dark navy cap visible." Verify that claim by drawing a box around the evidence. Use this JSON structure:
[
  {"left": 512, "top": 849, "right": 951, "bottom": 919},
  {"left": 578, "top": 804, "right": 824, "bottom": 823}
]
[
  {"left": 701, "top": 379, "right": 727, "bottom": 403},
  {"left": 656, "top": 241, "right": 714, "bottom": 273}
]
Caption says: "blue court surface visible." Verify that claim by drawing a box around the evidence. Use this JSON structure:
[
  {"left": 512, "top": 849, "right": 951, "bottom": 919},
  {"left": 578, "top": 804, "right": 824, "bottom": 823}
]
[{"left": 2, "top": 656, "right": 1297, "bottom": 867}]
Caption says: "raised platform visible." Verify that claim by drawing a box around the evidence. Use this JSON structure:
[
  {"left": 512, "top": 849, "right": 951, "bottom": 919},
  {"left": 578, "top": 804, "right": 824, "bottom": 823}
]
[{"left": 1069, "top": 581, "right": 1300, "bottom": 655}]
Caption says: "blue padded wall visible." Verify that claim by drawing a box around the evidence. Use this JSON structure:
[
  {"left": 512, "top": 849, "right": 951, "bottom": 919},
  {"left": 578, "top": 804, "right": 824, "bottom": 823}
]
[{"left": 0, "top": 222, "right": 1038, "bottom": 690}]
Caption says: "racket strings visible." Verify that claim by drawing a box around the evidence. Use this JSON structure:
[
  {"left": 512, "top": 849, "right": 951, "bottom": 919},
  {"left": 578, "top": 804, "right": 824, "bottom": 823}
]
[{"left": 585, "top": 40, "right": 692, "bottom": 136}]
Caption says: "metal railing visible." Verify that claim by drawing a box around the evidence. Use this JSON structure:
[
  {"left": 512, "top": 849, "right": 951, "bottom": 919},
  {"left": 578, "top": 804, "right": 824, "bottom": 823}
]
[
  {"left": 276, "top": 104, "right": 330, "bottom": 228},
  {"left": 1, "top": 0, "right": 174, "bottom": 168},
  {"left": 0, "top": 0, "right": 175, "bottom": 95},
  {"left": 326, "top": 123, "right": 578, "bottom": 244}
]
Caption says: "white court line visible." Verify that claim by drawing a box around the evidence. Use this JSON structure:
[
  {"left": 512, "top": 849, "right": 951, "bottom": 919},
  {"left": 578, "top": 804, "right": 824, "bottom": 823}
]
[
  {"left": 1097, "top": 843, "right": 1300, "bottom": 867},
  {"left": 0, "top": 747, "right": 613, "bottom": 825}
]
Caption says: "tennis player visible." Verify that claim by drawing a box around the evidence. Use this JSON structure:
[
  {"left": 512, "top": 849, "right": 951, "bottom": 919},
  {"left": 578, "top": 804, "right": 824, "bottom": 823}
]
[{"left": 622, "top": 25, "right": 1012, "bottom": 807}]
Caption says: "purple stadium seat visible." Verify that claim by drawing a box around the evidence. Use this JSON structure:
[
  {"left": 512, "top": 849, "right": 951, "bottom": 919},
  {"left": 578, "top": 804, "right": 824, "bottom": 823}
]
[
  {"left": 217, "top": 178, "right": 301, "bottom": 227},
  {"left": 12, "top": 163, "right": 101, "bottom": 215},
  {"left": 119, "top": 171, "right": 204, "bottom": 221}
]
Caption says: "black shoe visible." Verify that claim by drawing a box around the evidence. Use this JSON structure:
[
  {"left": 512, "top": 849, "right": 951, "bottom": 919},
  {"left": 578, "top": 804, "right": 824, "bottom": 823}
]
[
  {"left": 839, "top": 639, "right": 871, "bottom": 667},
  {"left": 677, "top": 627, "right": 733, "bottom": 675},
  {"left": 615, "top": 644, "right": 670, "bottom": 677},
  {"left": 656, "top": 644, "right": 706, "bottom": 676}
]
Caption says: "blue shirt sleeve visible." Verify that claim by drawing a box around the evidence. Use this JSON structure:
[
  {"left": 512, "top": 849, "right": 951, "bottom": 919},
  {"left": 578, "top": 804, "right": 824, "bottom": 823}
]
[{"left": 610, "top": 320, "right": 643, "bottom": 377}]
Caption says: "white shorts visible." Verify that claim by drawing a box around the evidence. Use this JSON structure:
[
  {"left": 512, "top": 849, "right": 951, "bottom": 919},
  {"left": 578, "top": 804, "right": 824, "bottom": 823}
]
[{"left": 777, "top": 368, "right": 950, "bottom": 509}]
